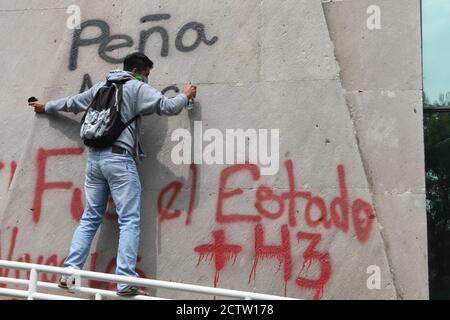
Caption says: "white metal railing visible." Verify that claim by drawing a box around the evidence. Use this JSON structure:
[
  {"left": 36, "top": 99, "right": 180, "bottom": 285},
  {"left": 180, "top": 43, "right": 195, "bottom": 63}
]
[{"left": 0, "top": 260, "right": 298, "bottom": 300}]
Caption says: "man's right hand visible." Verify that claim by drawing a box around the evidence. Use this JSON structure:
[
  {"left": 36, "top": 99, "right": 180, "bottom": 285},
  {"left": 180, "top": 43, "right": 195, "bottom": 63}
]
[
  {"left": 183, "top": 82, "right": 197, "bottom": 100},
  {"left": 28, "top": 100, "right": 46, "bottom": 113}
]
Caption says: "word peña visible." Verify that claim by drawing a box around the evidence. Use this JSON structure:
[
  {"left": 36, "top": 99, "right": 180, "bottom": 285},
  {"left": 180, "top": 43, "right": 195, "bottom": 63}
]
[{"left": 69, "top": 14, "right": 219, "bottom": 70}]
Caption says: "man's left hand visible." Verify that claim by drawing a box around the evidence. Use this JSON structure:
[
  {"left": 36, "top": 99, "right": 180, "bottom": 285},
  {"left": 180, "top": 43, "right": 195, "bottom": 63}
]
[{"left": 28, "top": 100, "right": 46, "bottom": 113}]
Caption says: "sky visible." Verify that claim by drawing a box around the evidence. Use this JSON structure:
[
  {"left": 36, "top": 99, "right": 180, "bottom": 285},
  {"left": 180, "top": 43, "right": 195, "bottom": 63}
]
[{"left": 423, "top": 0, "right": 450, "bottom": 103}]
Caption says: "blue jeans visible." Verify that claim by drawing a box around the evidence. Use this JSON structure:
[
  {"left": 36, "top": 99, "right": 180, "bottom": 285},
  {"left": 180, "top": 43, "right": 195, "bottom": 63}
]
[{"left": 63, "top": 147, "right": 141, "bottom": 292}]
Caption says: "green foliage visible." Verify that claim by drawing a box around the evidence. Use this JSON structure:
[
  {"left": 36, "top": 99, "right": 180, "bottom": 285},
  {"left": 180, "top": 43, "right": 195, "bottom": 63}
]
[{"left": 424, "top": 94, "right": 450, "bottom": 299}]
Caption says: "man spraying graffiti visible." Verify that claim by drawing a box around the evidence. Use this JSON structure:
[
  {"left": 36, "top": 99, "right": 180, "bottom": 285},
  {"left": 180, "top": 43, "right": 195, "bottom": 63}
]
[{"left": 28, "top": 52, "right": 197, "bottom": 296}]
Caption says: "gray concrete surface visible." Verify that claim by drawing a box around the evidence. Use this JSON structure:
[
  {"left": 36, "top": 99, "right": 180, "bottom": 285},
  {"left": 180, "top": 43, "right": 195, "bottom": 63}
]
[
  {"left": 322, "top": 0, "right": 427, "bottom": 299},
  {"left": 0, "top": 0, "right": 426, "bottom": 299}
]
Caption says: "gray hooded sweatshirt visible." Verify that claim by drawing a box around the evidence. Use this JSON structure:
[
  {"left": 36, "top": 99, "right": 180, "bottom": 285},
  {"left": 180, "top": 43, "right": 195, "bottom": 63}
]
[{"left": 45, "top": 70, "right": 189, "bottom": 160}]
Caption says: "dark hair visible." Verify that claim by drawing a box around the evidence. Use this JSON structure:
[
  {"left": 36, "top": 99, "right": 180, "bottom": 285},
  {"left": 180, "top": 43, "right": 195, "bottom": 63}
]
[{"left": 123, "top": 52, "right": 154, "bottom": 71}]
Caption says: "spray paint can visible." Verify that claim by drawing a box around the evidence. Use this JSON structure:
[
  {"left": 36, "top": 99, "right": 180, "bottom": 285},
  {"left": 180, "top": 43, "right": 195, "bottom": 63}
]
[{"left": 186, "top": 98, "right": 195, "bottom": 111}]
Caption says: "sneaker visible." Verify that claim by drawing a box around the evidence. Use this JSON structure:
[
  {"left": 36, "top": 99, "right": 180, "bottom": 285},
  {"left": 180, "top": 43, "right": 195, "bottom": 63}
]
[
  {"left": 117, "top": 286, "right": 149, "bottom": 297},
  {"left": 58, "top": 275, "right": 75, "bottom": 289}
]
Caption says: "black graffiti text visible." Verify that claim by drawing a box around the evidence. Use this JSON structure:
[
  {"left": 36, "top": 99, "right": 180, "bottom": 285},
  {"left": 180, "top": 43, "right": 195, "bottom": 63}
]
[{"left": 69, "top": 14, "right": 219, "bottom": 71}]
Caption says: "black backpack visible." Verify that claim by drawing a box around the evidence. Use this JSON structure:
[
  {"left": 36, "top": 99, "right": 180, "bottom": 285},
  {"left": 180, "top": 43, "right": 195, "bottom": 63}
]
[{"left": 80, "top": 80, "right": 139, "bottom": 149}]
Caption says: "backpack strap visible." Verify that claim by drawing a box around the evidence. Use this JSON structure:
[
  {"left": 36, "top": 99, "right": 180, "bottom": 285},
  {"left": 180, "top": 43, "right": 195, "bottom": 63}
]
[
  {"left": 123, "top": 81, "right": 143, "bottom": 127},
  {"left": 106, "top": 79, "right": 129, "bottom": 86},
  {"left": 133, "top": 83, "right": 146, "bottom": 160},
  {"left": 124, "top": 115, "right": 140, "bottom": 127}
]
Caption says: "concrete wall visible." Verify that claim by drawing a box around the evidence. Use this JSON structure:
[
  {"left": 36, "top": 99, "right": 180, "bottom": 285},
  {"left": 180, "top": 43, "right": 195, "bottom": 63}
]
[
  {"left": 323, "top": 0, "right": 427, "bottom": 299},
  {"left": 0, "top": 0, "right": 427, "bottom": 299}
]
